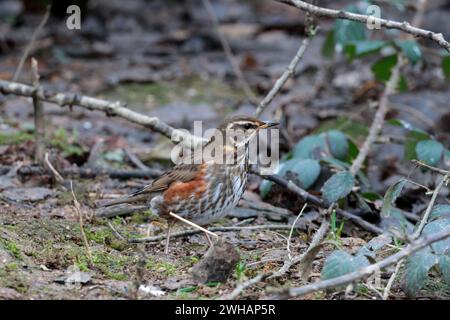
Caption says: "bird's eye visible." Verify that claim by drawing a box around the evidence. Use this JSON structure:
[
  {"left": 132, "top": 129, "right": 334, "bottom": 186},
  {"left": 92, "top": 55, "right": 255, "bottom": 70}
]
[{"left": 243, "top": 123, "right": 252, "bottom": 130}]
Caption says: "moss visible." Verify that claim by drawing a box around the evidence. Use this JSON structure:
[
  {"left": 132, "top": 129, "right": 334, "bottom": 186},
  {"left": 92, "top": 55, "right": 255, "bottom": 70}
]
[
  {"left": 50, "top": 128, "right": 85, "bottom": 157},
  {"left": 0, "top": 131, "right": 33, "bottom": 145},
  {"left": 101, "top": 76, "right": 244, "bottom": 109},
  {"left": 0, "top": 237, "right": 22, "bottom": 260},
  {"left": 145, "top": 257, "right": 177, "bottom": 276}
]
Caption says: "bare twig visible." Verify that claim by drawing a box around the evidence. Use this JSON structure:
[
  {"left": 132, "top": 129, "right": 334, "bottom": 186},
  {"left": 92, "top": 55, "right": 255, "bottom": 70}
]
[
  {"left": 107, "top": 221, "right": 126, "bottom": 241},
  {"left": 259, "top": 172, "right": 385, "bottom": 235},
  {"left": 124, "top": 148, "right": 151, "bottom": 171},
  {"left": 275, "top": 0, "right": 450, "bottom": 53},
  {"left": 70, "top": 181, "right": 93, "bottom": 266},
  {"left": 12, "top": 5, "right": 51, "bottom": 81},
  {"left": 201, "top": 0, "right": 258, "bottom": 104},
  {"left": 382, "top": 259, "right": 402, "bottom": 300},
  {"left": 44, "top": 152, "right": 64, "bottom": 184},
  {"left": 270, "top": 227, "right": 450, "bottom": 299},
  {"left": 220, "top": 272, "right": 273, "bottom": 300},
  {"left": 411, "top": 160, "right": 450, "bottom": 176},
  {"left": 412, "top": 174, "right": 449, "bottom": 239},
  {"left": 287, "top": 203, "right": 308, "bottom": 260},
  {"left": 0, "top": 80, "right": 206, "bottom": 147},
  {"left": 128, "top": 224, "right": 303, "bottom": 243},
  {"left": 350, "top": 56, "right": 404, "bottom": 176},
  {"left": 17, "top": 164, "right": 162, "bottom": 180},
  {"left": 255, "top": 29, "right": 317, "bottom": 117},
  {"left": 270, "top": 216, "right": 329, "bottom": 279},
  {"left": 30, "top": 58, "right": 46, "bottom": 164}
]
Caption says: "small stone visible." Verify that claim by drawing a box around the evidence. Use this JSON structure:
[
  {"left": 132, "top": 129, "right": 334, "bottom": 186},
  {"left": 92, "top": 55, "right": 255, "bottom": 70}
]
[
  {"left": 190, "top": 238, "right": 240, "bottom": 284},
  {"left": 2, "top": 187, "right": 53, "bottom": 202}
]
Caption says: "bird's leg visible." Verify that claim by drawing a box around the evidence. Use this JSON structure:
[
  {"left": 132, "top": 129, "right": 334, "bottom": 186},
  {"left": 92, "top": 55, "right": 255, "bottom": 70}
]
[
  {"left": 204, "top": 232, "right": 214, "bottom": 248},
  {"left": 164, "top": 222, "right": 172, "bottom": 254}
]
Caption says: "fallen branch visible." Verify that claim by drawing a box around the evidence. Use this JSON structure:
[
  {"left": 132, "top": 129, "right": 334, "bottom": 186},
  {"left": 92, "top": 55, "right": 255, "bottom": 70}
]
[
  {"left": 259, "top": 172, "right": 385, "bottom": 235},
  {"left": 17, "top": 164, "right": 162, "bottom": 179},
  {"left": 0, "top": 80, "right": 205, "bottom": 146},
  {"left": 270, "top": 227, "right": 450, "bottom": 299},
  {"left": 128, "top": 224, "right": 304, "bottom": 243},
  {"left": 276, "top": 0, "right": 450, "bottom": 53},
  {"left": 270, "top": 216, "right": 329, "bottom": 279}
]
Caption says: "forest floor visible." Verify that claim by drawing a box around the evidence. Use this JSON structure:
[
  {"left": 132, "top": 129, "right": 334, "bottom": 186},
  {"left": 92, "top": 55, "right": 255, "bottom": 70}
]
[{"left": 0, "top": 0, "right": 450, "bottom": 299}]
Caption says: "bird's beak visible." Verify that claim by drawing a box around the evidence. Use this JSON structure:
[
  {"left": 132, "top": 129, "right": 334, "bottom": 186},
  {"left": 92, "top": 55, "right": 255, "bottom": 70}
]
[{"left": 260, "top": 121, "right": 279, "bottom": 129}]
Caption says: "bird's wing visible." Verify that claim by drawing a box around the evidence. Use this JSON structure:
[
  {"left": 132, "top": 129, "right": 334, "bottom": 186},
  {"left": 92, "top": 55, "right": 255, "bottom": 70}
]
[
  {"left": 129, "top": 163, "right": 202, "bottom": 196},
  {"left": 97, "top": 164, "right": 202, "bottom": 207}
]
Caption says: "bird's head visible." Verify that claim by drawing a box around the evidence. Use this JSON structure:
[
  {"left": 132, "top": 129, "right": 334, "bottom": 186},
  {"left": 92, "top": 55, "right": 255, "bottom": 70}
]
[{"left": 218, "top": 116, "right": 278, "bottom": 148}]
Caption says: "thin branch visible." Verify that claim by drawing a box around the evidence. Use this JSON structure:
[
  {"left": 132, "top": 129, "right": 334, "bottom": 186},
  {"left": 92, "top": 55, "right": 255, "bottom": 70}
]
[
  {"left": 12, "top": 5, "right": 51, "bottom": 81},
  {"left": 17, "top": 164, "right": 162, "bottom": 179},
  {"left": 201, "top": 0, "right": 258, "bottom": 104},
  {"left": 411, "top": 160, "right": 450, "bottom": 176},
  {"left": 287, "top": 203, "right": 308, "bottom": 260},
  {"left": 128, "top": 224, "right": 303, "bottom": 243},
  {"left": 258, "top": 172, "right": 385, "bottom": 235},
  {"left": 382, "top": 259, "right": 402, "bottom": 300},
  {"left": 44, "top": 152, "right": 64, "bottom": 184},
  {"left": 124, "top": 148, "right": 151, "bottom": 171},
  {"left": 412, "top": 174, "right": 449, "bottom": 239},
  {"left": 350, "top": 56, "right": 404, "bottom": 176},
  {"left": 0, "top": 80, "right": 205, "bottom": 146},
  {"left": 255, "top": 29, "right": 317, "bottom": 117},
  {"left": 270, "top": 216, "right": 329, "bottom": 279},
  {"left": 220, "top": 272, "right": 273, "bottom": 300},
  {"left": 276, "top": 0, "right": 450, "bottom": 53},
  {"left": 31, "top": 58, "right": 46, "bottom": 164},
  {"left": 270, "top": 227, "right": 450, "bottom": 299}
]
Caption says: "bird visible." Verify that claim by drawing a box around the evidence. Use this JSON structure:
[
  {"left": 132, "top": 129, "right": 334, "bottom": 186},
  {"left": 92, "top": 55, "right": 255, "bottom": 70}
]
[{"left": 99, "top": 116, "right": 278, "bottom": 253}]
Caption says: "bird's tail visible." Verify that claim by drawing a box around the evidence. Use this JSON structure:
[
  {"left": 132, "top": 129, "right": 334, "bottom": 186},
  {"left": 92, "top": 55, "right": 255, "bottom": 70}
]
[{"left": 96, "top": 193, "right": 149, "bottom": 207}]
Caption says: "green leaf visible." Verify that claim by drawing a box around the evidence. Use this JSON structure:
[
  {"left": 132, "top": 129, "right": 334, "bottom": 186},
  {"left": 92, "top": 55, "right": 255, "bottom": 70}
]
[
  {"left": 345, "top": 40, "right": 386, "bottom": 59},
  {"left": 322, "top": 250, "right": 369, "bottom": 280},
  {"left": 313, "top": 117, "right": 368, "bottom": 141},
  {"left": 442, "top": 56, "right": 450, "bottom": 81},
  {"left": 322, "top": 30, "right": 335, "bottom": 58},
  {"left": 259, "top": 159, "right": 321, "bottom": 198},
  {"left": 405, "top": 131, "right": 432, "bottom": 161},
  {"left": 372, "top": 54, "right": 398, "bottom": 83},
  {"left": 397, "top": 75, "right": 409, "bottom": 92},
  {"left": 361, "top": 192, "right": 383, "bottom": 202},
  {"left": 403, "top": 247, "right": 438, "bottom": 298},
  {"left": 429, "top": 204, "right": 450, "bottom": 221},
  {"left": 293, "top": 135, "right": 326, "bottom": 160},
  {"left": 439, "top": 254, "right": 450, "bottom": 285},
  {"left": 320, "top": 130, "right": 349, "bottom": 160},
  {"left": 395, "top": 40, "right": 422, "bottom": 64},
  {"left": 381, "top": 179, "right": 407, "bottom": 217},
  {"left": 321, "top": 171, "right": 355, "bottom": 203},
  {"left": 415, "top": 140, "right": 444, "bottom": 166},
  {"left": 422, "top": 218, "right": 450, "bottom": 255},
  {"left": 334, "top": 5, "right": 366, "bottom": 45},
  {"left": 281, "top": 159, "right": 322, "bottom": 189}
]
